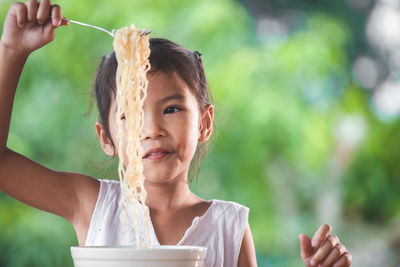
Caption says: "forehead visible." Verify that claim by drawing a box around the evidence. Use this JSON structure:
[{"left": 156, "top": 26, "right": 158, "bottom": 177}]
[
  {"left": 110, "top": 71, "right": 196, "bottom": 111},
  {"left": 147, "top": 71, "right": 192, "bottom": 99}
]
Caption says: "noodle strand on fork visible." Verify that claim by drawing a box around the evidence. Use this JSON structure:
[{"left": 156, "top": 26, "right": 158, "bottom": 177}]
[{"left": 113, "top": 24, "right": 151, "bottom": 248}]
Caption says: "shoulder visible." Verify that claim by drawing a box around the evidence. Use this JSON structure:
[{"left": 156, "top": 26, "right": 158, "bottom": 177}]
[
  {"left": 207, "top": 200, "right": 252, "bottom": 265},
  {"left": 95, "top": 179, "right": 121, "bottom": 205},
  {"left": 98, "top": 178, "right": 120, "bottom": 187},
  {"left": 81, "top": 179, "right": 121, "bottom": 245},
  {"left": 210, "top": 200, "right": 256, "bottom": 266},
  {"left": 207, "top": 199, "right": 250, "bottom": 240},
  {"left": 210, "top": 199, "right": 249, "bottom": 220},
  {"left": 81, "top": 179, "right": 120, "bottom": 224},
  {"left": 98, "top": 179, "right": 120, "bottom": 192}
]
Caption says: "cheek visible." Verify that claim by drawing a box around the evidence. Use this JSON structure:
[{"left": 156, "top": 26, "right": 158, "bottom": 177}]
[
  {"left": 176, "top": 113, "right": 200, "bottom": 158},
  {"left": 108, "top": 115, "right": 129, "bottom": 161},
  {"left": 108, "top": 117, "right": 119, "bottom": 147}
]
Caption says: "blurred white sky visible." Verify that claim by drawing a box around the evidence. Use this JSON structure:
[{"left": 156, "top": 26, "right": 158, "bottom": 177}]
[{"left": 359, "top": 0, "right": 400, "bottom": 119}]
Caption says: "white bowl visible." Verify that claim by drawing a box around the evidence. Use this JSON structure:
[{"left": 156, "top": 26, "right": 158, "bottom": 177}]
[{"left": 70, "top": 245, "right": 207, "bottom": 267}]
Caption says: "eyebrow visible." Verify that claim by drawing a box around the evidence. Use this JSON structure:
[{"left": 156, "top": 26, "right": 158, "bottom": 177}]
[
  {"left": 159, "top": 93, "right": 185, "bottom": 103},
  {"left": 114, "top": 93, "right": 186, "bottom": 112}
]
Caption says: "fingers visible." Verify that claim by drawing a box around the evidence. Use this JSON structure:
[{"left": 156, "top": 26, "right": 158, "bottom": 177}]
[
  {"left": 312, "top": 224, "right": 332, "bottom": 248},
  {"left": 10, "top": 2, "right": 27, "bottom": 27},
  {"left": 299, "top": 233, "right": 313, "bottom": 260},
  {"left": 311, "top": 235, "right": 339, "bottom": 265},
  {"left": 50, "top": 4, "right": 62, "bottom": 26},
  {"left": 21, "top": 0, "right": 64, "bottom": 27},
  {"left": 26, "top": 0, "right": 38, "bottom": 23},
  {"left": 304, "top": 224, "right": 352, "bottom": 267},
  {"left": 320, "top": 243, "right": 346, "bottom": 266},
  {"left": 332, "top": 253, "right": 352, "bottom": 267},
  {"left": 60, "top": 18, "right": 70, "bottom": 26},
  {"left": 36, "top": 0, "right": 51, "bottom": 24}
]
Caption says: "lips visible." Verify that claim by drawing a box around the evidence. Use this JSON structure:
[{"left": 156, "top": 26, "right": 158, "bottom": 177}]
[{"left": 143, "top": 147, "right": 172, "bottom": 159}]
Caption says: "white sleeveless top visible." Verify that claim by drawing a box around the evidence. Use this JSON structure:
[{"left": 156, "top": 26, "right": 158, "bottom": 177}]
[{"left": 85, "top": 179, "right": 249, "bottom": 267}]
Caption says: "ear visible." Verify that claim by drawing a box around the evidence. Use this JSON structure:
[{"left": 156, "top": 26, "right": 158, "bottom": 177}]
[
  {"left": 198, "top": 104, "right": 214, "bottom": 143},
  {"left": 95, "top": 121, "right": 115, "bottom": 157}
]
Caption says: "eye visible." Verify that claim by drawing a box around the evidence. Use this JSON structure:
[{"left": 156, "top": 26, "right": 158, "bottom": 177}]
[{"left": 164, "top": 106, "right": 181, "bottom": 114}]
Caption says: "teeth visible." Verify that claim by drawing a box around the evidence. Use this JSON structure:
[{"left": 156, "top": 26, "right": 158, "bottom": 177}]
[{"left": 150, "top": 152, "right": 163, "bottom": 156}]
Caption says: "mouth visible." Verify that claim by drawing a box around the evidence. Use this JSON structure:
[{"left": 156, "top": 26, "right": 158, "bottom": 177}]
[{"left": 143, "top": 148, "right": 172, "bottom": 160}]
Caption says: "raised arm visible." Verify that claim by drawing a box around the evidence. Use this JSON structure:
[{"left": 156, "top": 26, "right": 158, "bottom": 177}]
[{"left": 0, "top": 1, "right": 99, "bottom": 245}]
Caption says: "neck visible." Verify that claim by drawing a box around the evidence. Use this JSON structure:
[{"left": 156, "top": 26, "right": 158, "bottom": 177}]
[{"left": 144, "top": 175, "right": 194, "bottom": 212}]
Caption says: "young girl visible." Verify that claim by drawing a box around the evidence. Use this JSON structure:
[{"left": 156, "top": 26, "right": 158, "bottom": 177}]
[{"left": 0, "top": 1, "right": 352, "bottom": 266}]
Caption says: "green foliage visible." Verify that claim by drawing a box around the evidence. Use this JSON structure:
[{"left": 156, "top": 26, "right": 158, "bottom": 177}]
[{"left": 1, "top": 0, "right": 399, "bottom": 266}]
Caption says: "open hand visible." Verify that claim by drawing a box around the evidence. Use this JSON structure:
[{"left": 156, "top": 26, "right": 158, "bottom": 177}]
[
  {"left": 299, "top": 224, "right": 352, "bottom": 267},
  {"left": 1, "top": 0, "right": 68, "bottom": 57}
]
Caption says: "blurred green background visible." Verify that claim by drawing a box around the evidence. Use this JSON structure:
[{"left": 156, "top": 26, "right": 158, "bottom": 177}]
[{"left": 1, "top": 0, "right": 400, "bottom": 266}]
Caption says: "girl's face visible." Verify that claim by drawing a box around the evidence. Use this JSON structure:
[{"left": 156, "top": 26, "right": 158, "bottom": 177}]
[{"left": 97, "top": 71, "right": 214, "bottom": 184}]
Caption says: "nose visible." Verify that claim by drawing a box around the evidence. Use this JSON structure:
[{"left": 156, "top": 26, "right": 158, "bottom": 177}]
[{"left": 141, "top": 111, "right": 165, "bottom": 140}]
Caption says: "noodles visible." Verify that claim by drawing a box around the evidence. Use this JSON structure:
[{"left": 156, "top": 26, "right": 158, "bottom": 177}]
[{"left": 113, "top": 24, "right": 151, "bottom": 248}]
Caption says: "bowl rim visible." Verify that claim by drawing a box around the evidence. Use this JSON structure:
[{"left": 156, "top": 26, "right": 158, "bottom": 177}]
[
  {"left": 70, "top": 245, "right": 207, "bottom": 261},
  {"left": 71, "top": 245, "right": 207, "bottom": 251}
]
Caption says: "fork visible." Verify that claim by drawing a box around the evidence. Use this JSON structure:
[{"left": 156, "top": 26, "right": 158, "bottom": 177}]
[{"left": 61, "top": 17, "right": 152, "bottom": 37}]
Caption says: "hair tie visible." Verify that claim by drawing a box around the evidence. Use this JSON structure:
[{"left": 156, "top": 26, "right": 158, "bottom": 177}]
[{"left": 194, "top": 50, "right": 202, "bottom": 60}]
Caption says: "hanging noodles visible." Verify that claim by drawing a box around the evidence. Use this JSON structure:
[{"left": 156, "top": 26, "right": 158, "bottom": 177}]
[{"left": 113, "top": 24, "right": 151, "bottom": 248}]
